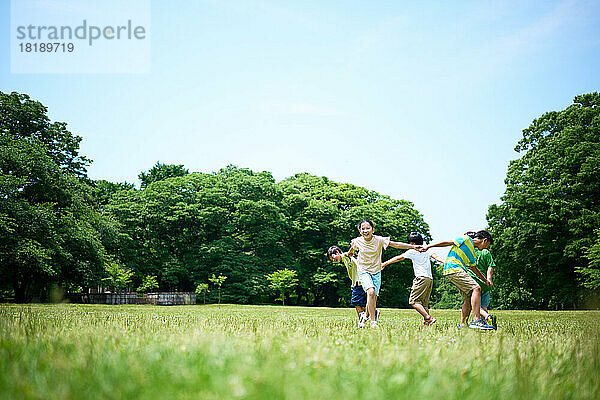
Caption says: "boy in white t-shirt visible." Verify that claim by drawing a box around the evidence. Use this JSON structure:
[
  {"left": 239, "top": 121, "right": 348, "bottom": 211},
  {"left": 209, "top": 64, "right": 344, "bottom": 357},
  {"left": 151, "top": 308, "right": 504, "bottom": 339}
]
[{"left": 382, "top": 232, "right": 445, "bottom": 326}]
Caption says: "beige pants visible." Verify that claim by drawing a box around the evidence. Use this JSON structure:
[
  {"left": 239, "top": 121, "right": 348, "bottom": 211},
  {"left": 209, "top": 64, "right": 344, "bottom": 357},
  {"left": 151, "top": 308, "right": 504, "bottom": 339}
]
[
  {"left": 446, "top": 270, "right": 480, "bottom": 299},
  {"left": 408, "top": 276, "right": 433, "bottom": 307}
]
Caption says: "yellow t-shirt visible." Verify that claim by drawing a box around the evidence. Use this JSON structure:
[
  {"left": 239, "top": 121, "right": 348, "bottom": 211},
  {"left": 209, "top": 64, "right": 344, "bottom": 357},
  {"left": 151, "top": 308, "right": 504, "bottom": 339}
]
[
  {"left": 341, "top": 255, "right": 360, "bottom": 287},
  {"left": 350, "top": 235, "right": 390, "bottom": 274}
]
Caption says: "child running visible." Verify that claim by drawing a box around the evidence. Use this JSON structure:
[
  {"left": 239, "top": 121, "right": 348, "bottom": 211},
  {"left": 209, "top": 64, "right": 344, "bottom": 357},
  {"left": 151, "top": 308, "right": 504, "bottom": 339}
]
[
  {"left": 348, "top": 219, "right": 422, "bottom": 328},
  {"left": 465, "top": 241, "right": 497, "bottom": 329},
  {"left": 327, "top": 245, "right": 371, "bottom": 327},
  {"left": 381, "top": 232, "right": 445, "bottom": 327},
  {"left": 423, "top": 230, "right": 494, "bottom": 330}
]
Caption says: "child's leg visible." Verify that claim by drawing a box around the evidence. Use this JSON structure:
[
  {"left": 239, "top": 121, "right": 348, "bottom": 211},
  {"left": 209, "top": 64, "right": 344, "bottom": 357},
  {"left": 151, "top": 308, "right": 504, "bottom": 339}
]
[
  {"left": 366, "top": 288, "right": 377, "bottom": 321},
  {"left": 355, "top": 305, "right": 365, "bottom": 318},
  {"left": 460, "top": 298, "right": 471, "bottom": 326},
  {"left": 470, "top": 286, "right": 482, "bottom": 321},
  {"left": 351, "top": 285, "right": 367, "bottom": 318},
  {"left": 479, "top": 307, "right": 489, "bottom": 319},
  {"left": 361, "top": 272, "right": 381, "bottom": 322},
  {"left": 411, "top": 303, "right": 430, "bottom": 319},
  {"left": 409, "top": 277, "right": 432, "bottom": 320},
  {"left": 479, "top": 292, "right": 490, "bottom": 319}
]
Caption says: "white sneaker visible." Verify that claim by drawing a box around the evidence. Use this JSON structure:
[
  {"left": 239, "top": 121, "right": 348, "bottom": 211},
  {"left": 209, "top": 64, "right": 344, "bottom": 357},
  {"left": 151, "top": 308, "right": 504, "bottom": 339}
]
[
  {"left": 357, "top": 312, "right": 367, "bottom": 328},
  {"left": 370, "top": 320, "right": 378, "bottom": 328}
]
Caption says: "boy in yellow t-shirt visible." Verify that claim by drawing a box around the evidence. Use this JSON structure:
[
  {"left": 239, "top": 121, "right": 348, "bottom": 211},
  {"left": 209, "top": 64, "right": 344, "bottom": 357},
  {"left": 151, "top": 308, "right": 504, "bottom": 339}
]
[{"left": 327, "top": 245, "right": 369, "bottom": 327}]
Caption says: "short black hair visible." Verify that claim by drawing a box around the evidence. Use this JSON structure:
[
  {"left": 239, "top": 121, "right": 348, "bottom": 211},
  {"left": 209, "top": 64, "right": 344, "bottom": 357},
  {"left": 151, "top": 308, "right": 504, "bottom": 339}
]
[
  {"left": 327, "top": 245, "right": 342, "bottom": 259},
  {"left": 357, "top": 219, "right": 374, "bottom": 230},
  {"left": 473, "top": 230, "right": 493, "bottom": 244},
  {"left": 407, "top": 232, "right": 423, "bottom": 245}
]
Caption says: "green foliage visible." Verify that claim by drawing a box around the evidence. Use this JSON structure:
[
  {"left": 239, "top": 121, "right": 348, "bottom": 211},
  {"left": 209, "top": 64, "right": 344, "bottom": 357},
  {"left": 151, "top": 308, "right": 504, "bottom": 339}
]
[
  {"left": 266, "top": 268, "right": 298, "bottom": 305},
  {"left": 105, "top": 165, "right": 431, "bottom": 307},
  {"left": 195, "top": 283, "right": 209, "bottom": 294},
  {"left": 209, "top": 274, "right": 228, "bottom": 304},
  {"left": 102, "top": 261, "right": 134, "bottom": 292},
  {"left": 138, "top": 161, "right": 189, "bottom": 189},
  {"left": 577, "top": 229, "right": 600, "bottom": 290},
  {"left": 137, "top": 275, "right": 159, "bottom": 293},
  {"left": 488, "top": 93, "right": 600, "bottom": 309},
  {"left": 91, "top": 180, "right": 135, "bottom": 206},
  {"left": 1, "top": 92, "right": 432, "bottom": 307},
  {"left": 195, "top": 283, "right": 209, "bottom": 304},
  {"left": 0, "top": 91, "right": 90, "bottom": 176},
  {"left": 0, "top": 91, "right": 120, "bottom": 302}
]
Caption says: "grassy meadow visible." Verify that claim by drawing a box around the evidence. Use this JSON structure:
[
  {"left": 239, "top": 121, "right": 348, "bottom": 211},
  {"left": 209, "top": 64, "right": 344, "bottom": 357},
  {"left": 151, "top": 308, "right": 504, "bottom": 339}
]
[{"left": 1, "top": 304, "right": 599, "bottom": 400}]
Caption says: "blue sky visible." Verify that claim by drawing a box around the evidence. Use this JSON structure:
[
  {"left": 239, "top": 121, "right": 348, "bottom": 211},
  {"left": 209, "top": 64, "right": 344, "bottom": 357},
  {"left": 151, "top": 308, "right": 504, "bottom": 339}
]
[{"left": 2, "top": 0, "right": 600, "bottom": 244}]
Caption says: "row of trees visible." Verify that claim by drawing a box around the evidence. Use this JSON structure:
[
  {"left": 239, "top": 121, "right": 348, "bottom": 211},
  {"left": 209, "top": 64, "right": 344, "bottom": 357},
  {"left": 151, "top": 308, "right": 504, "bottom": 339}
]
[
  {"left": 0, "top": 91, "right": 432, "bottom": 306},
  {"left": 2, "top": 90, "right": 598, "bottom": 308},
  {"left": 102, "top": 163, "right": 432, "bottom": 307}
]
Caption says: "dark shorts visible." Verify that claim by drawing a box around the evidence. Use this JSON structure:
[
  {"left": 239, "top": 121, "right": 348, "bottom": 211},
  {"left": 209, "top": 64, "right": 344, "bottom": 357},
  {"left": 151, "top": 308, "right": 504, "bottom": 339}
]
[
  {"left": 351, "top": 284, "right": 367, "bottom": 307},
  {"left": 480, "top": 291, "right": 491, "bottom": 308}
]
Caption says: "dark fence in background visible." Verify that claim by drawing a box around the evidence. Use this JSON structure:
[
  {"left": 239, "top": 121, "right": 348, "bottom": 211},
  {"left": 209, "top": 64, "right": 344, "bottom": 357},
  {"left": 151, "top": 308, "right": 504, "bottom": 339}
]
[{"left": 65, "top": 292, "right": 196, "bottom": 305}]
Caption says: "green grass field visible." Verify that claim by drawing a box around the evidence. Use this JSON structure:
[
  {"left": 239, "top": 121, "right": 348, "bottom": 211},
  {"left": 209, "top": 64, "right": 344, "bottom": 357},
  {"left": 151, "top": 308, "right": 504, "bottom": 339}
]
[{"left": 1, "top": 304, "right": 599, "bottom": 400}]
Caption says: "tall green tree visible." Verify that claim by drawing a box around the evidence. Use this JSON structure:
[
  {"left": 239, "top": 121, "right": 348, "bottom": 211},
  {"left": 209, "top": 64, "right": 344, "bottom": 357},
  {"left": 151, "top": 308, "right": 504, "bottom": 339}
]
[
  {"left": 102, "top": 261, "right": 134, "bottom": 292},
  {"left": 0, "top": 91, "right": 120, "bottom": 301},
  {"left": 487, "top": 93, "right": 600, "bottom": 309},
  {"left": 266, "top": 268, "right": 298, "bottom": 305},
  {"left": 209, "top": 274, "right": 227, "bottom": 304},
  {"left": 0, "top": 91, "right": 90, "bottom": 177}
]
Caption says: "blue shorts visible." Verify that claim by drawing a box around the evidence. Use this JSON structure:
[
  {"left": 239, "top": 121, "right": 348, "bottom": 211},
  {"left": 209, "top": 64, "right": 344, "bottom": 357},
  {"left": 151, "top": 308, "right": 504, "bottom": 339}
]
[
  {"left": 480, "top": 291, "right": 491, "bottom": 308},
  {"left": 350, "top": 284, "right": 367, "bottom": 306},
  {"left": 358, "top": 271, "right": 381, "bottom": 296}
]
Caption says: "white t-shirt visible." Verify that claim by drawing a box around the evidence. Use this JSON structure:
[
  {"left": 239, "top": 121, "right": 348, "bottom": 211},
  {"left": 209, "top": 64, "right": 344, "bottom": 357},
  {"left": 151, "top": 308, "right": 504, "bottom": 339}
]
[
  {"left": 350, "top": 235, "right": 390, "bottom": 274},
  {"left": 400, "top": 249, "right": 434, "bottom": 279}
]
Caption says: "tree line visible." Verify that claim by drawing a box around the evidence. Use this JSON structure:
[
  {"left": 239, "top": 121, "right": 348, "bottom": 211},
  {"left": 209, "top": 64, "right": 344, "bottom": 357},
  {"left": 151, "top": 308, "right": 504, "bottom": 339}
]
[{"left": 1, "top": 91, "right": 598, "bottom": 308}]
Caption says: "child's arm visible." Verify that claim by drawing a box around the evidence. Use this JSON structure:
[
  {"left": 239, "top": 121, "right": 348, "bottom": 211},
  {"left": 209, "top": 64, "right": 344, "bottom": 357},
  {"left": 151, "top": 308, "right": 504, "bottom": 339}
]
[
  {"left": 430, "top": 253, "right": 446, "bottom": 264},
  {"left": 423, "top": 240, "right": 454, "bottom": 251},
  {"left": 389, "top": 241, "right": 418, "bottom": 250},
  {"left": 346, "top": 247, "right": 355, "bottom": 258},
  {"left": 486, "top": 266, "right": 493, "bottom": 287},
  {"left": 381, "top": 255, "right": 406, "bottom": 269},
  {"left": 346, "top": 240, "right": 358, "bottom": 257},
  {"left": 468, "top": 264, "right": 492, "bottom": 286}
]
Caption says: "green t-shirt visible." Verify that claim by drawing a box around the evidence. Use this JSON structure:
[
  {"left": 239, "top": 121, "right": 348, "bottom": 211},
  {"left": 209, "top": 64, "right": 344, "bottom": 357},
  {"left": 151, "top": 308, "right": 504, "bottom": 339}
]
[{"left": 468, "top": 249, "right": 496, "bottom": 293}]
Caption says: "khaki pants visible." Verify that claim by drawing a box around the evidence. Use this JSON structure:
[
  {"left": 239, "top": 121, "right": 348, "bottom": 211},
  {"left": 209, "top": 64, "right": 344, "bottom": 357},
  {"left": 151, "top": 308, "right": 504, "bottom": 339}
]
[
  {"left": 408, "top": 276, "right": 433, "bottom": 307},
  {"left": 446, "top": 270, "right": 479, "bottom": 299}
]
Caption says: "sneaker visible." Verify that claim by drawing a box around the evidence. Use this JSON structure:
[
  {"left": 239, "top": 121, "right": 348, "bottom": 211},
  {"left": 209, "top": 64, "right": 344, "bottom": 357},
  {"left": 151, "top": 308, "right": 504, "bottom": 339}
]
[
  {"left": 370, "top": 320, "right": 378, "bottom": 328},
  {"left": 423, "top": 316, "right": 437, "bottom": 326},
  {"left": 488, "top": 314, "right": 497, "bottom": 330},
  {"left": 469, "top": 318, "right": 493, "bottom": 330},
  {"left": 375, "top": 309, "right": 380, "bottom": 321},
  {"left": 357, "top": 312, "right": 367, "bottom": 328}
]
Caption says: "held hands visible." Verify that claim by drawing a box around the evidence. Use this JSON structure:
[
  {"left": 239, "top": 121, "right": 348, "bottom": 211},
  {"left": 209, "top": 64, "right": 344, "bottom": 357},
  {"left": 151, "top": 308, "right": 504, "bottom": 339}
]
[{"left": 415, "top": 245, "right": 427, "bottom": 253}]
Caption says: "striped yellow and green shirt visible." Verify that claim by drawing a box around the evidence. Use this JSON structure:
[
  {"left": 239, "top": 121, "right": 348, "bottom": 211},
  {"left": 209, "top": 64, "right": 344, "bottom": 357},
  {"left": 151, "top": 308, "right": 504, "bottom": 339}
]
[{"left": 443, "top": 235, "right": 477, "bottom": 275}]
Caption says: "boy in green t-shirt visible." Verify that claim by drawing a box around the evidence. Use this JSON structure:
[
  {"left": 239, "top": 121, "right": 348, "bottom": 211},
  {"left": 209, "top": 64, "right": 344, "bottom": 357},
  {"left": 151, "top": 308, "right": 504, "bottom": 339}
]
[{"left": 465, "top": 248, "right": 497, "bottom": 329}]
